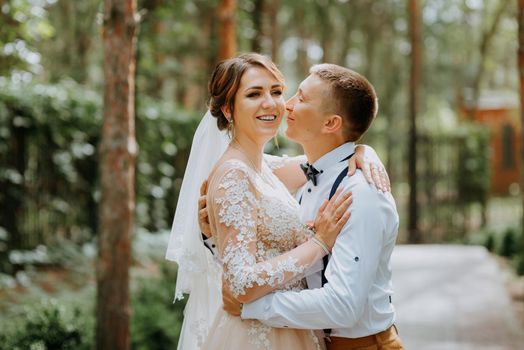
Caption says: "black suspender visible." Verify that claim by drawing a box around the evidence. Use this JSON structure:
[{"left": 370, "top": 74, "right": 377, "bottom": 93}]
[
  {"left": 322, "top": 156, "right": 352, "bottom": 286},
  {"left": 298, "top": 153, "right": 354, "bottom": 286}
]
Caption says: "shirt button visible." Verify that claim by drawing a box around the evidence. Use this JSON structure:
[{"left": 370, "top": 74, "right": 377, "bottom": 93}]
[
  {"left": 264, "top": 305, "right": 270, "bottom": 311},
  {"left": 212, "top": 244, "right": 216, "bottom": 248},
  {"left": 354, "top": 256, "right": 359, "bottom": 262},
  {"left": 307, "top": 188, "right": 312, "bottom": 193},
  {"left": 320, "top": 170, "right": 324, "bottom": 174}
]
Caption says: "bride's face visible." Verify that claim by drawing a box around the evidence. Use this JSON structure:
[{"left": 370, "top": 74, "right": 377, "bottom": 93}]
[{"left": 229, "top": 67, "right": 285, "bottom": 144}]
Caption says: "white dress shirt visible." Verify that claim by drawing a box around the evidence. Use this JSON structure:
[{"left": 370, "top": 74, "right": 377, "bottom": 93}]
[{"left": 242, "top": 142, "right": 399, "bottom": 338}]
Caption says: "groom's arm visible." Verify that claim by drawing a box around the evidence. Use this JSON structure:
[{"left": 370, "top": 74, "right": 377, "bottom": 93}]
[
  {"left": 263, "top": 153, "right": 308, "bottom": 193},
  {"left": 242, "top": 177, "right": 394, "bottom": 329}
]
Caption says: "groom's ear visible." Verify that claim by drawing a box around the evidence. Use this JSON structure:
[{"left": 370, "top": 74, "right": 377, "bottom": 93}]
[{"left": 322, "top": 114, "right": 343, "bottom": 134}]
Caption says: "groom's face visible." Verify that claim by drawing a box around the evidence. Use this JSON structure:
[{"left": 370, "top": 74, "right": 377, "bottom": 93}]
[{"left": 284, "top": 74, "right": 329, "bottom": 145}]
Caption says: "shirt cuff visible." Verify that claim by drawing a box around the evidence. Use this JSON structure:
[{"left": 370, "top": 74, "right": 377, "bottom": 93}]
[{"left": 241, "top": 293, "right": 274, "bottom": 320}]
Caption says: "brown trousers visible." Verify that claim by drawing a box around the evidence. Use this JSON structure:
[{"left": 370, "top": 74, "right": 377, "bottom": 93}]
[{"left": 326, "top": 325, "right": 404, "bottom": 350}]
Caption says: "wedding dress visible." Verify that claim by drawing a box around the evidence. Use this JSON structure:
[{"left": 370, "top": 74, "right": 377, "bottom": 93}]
[{"left": 200, "top": 158, "right": 324, "bottom": 350}]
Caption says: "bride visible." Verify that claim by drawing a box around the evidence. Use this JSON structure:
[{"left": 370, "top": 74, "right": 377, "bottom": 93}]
[{"left": 166, "top": 53, "right": 388, "bottom": 350}]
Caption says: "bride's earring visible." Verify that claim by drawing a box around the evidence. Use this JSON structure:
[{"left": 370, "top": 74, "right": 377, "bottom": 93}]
[{"left": 226, "top": 116, "right": 234, "bottom": 139}]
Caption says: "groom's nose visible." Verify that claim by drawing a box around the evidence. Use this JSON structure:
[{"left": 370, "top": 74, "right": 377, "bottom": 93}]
[{"left": 286, "top": 95, "right": 296, "bottom": 112}]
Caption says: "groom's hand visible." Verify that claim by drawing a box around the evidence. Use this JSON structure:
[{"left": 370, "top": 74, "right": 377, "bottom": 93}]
[
  {"left": 198, "top": 180, "right": 212, "bottom": 238},
  {"left": 222, "top": 279, "right": 242, "bottom": 316}
]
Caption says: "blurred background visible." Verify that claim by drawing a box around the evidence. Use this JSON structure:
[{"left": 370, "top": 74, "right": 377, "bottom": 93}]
[{"left": 0, "top": 0, "right": 522, "bottom": 349}]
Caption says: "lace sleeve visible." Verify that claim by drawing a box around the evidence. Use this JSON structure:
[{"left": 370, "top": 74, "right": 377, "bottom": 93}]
[
  {"left": 262, "top": 154, "right": 308, "bottom": 193},
  {"left": 263, "top": 153, "right": 307, "bottom": 171},
  {"left": 208, "top": 161, "right": 326, "bottom": 303}
]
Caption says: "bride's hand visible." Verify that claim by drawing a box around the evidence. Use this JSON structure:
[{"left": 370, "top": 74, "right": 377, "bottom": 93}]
[
  {"left": 313, "top": 188, "right": 352, "bottom": 251},
  {"left": 222, "top": 278, "right": 242, "bottom": 316},
  {"left": 348, "top": 145, "right": 390, "bottom": 192}
]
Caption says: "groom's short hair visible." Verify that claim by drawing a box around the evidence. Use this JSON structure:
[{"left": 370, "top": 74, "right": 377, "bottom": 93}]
[{"left": 310, "top": 64, "right": 378, "bottom": 142}]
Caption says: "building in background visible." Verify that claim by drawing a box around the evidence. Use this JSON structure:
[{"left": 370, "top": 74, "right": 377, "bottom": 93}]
[{"left": 461, "top": 91, "right": 520, "bottom": 195}]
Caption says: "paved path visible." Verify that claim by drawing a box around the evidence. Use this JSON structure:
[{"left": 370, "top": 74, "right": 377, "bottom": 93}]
[{"left": 392, "top": 245, "right": 524, "bottom": 350}]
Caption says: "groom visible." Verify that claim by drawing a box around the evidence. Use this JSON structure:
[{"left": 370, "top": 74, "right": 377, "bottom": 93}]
[{"left": 204, "top": 64, "right": 403, "bottom": 350}]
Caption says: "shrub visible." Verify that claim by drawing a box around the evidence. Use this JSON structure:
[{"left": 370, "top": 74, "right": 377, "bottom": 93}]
[
  {"left": 499, "top": 227, "right": 520, "bottom": 258},
  {"left": 0, "top": 300, "right": 93, "bottom": 350},
  {"left": 514, "top": 254, "right": 524, "bottom": 276},
  {"left": 0, "top": 80, "right": 202, "bottom": 272},
  {"left": 484, "top": 233, "right": 495, "bottom": 252},
  {"left": 131, "top": 262, "right": 186, "bottom": 350}
]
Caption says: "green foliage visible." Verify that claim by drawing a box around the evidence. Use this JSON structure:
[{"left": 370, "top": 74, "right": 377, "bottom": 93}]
[
  {"left": 0, "top": 0, "right": 55, "bottom": 76},
  {"left": 0, "top": 230, "right": 186, "bottom": 350},
  {"left": 134, "top": 97, "right": 201, "bottom": 231},
  {"left": 469, "top": 225, "right": 524, "bottom": 276},
  {"left": 0, "top": 301, "right": 92, "bottom": 350},
  {"left": 455, "top": 124, "right": 491, "bottom": 205},
  {"left": 131, "top": 262, "right": 186, "bottom": 350},
  {"left": 0, "top": 80, "right": 201, "bottom": 259},
  {"left": 484, "top": 233, "right": 495, "bottom": 252},
  {"left": 514, "top": 255, "right": 524, "bottom": 276},
  {"left": 0, "top": 79, "right": 102, "bottom": 258},
  {"left": 0, "top": 262, "right": 186, "bottom": 350},
  {"left": 499, "top": 227, "right": 521, "bottom": 258}
]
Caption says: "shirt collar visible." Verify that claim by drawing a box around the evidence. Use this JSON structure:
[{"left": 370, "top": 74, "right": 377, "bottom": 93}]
[{"left": 312, "top": 142, "right": 355, "bottom": 174}]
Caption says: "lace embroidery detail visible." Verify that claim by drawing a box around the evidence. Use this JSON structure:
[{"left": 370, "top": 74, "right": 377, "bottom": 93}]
[
  {"left": 204, "top": 159, "right": 322, "bottom": 349},
  {"left": 213, "top": 163, "right": 309, "bottom": 297},
  {"left": 247, "top": 321, "right": 272, "bottom": 350},
  {"left": 217, "top": 313, "right": 231, "bottom": 329},
  {"left": 190, "top": 317, "right": 209, "bottom": 347},
  {"left": 263, "top": 154, "right": 308, "bottom": 171},
  {"left": 263, "top": 154, "right": 290, "bottom": 170}
]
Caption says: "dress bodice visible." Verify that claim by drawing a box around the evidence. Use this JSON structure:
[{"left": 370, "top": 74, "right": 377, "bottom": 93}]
[
  {"left": 203, "top": 157, "right": 324, "bottom": 350},
  {"left": 208, "top": 158, "right": 312, "bottom": 298}
]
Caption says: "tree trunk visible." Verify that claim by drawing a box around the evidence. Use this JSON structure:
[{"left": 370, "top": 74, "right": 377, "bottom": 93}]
[
  {"left": 470, "top": 0, "right": 511, "bottom": 118},
  {"left": 96, "top": 1, "right": 138, "bottom": 349},
  {"left": 217, "top": 0, "right": 237, "bottom": 61},
  {"left": 252, "top": 0, "right": 264, "bottom": 52},
  {"left": 318, "top": 0, "right": 333, "bottom": 63},
  {"left": 48, "top": 1, "right": 98, "bottom": 83},
  {"left": 337, "top": 0, "right": 358, "bottom": 66},
  {"left": 268, "top": 0, "right": 281, "bottom": 63},
  {"left": 153, "top": 18, "right": 166, "bottom": 96},
  {"left": 0, "top": 123, "right": 26, "bottom": 273},
  {"left": 408, "top": 0, "right": 421, "bottom": 243},
  {"left": 518, "top": 0, "right": 524, "bottom": 272},
  {"left": 296, "top": 7, "right": 309, "bottom": 79}
]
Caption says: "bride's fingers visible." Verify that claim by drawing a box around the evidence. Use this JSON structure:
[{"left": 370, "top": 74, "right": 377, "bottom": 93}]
[
  {"left": 326, "top": 188, "right": 344, "bottom": 212},
  {"left": 198, "top": 196, "right": 207, "bottom": 210},
  {"left": 332, "top": 195, "right": 352, "bottom": 220},
  {"left": 331, "top": 190, "right": 352, "bottom": 212},
  {"left": 336, "top": 211, "right": 351, "bottom": 229},
  {"left": 200, "top": 179, "right": 208, "bottom": 196},
  {"left": 199, "top": 208, "right": 208, "bottom": 221},
  {"left": 317, "top": 199, "right": 329, "bottom": 215}
]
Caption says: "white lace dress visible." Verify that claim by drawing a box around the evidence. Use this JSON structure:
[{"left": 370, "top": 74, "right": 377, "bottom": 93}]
[{"left": 200, "top": 159, "right": 324, "bottom": 350}]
